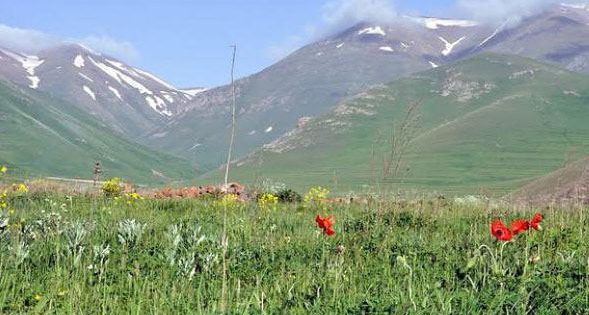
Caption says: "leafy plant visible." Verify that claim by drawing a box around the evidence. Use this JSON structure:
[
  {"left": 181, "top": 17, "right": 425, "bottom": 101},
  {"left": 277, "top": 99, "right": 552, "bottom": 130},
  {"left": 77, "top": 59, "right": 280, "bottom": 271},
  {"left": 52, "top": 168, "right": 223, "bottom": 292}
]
[{"left": 276, "top": 188, "right": 302, "bottom": 203}]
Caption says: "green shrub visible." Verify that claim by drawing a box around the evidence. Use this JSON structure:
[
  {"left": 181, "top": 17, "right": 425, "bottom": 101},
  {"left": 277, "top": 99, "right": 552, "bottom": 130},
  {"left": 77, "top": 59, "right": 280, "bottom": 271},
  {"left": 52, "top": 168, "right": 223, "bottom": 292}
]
[{"left": 276, "top": 188, "right": 302, "bottom": 203}]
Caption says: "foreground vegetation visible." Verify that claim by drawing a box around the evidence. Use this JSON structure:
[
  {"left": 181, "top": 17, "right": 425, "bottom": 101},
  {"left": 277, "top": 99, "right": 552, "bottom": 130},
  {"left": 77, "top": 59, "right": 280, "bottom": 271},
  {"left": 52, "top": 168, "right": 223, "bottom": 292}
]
[{"left": 0, "top": 187, "right": 587, "bottom": 314}]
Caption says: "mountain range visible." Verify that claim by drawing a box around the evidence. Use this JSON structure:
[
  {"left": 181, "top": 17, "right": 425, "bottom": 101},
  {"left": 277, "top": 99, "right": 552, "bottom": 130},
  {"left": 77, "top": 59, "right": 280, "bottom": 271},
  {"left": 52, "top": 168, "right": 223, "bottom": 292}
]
[{"left": 1, "top": 3, "right": 589, "bottom": 193}]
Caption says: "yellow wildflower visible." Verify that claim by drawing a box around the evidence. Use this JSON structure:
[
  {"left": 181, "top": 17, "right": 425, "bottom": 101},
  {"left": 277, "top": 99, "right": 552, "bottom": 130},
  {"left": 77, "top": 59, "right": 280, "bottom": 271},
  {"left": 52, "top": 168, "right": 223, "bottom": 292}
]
[
  {"left": 217, "top": 194, "right": 239, "bottom": 208},
  {"left": 0, "top": 165, "right": 7, "bottom": 174},
  {"left": 16, "top": 183, "right": 28, "bottom": 193},
  {"left": 258, "top": 193, "right": 278, "bottom": 211},
  {"left": 304, "top": 186, "right": 330, "bottom": 210},
  {"left": 33, "top": 294, "right": 42, "bottom": 301}
]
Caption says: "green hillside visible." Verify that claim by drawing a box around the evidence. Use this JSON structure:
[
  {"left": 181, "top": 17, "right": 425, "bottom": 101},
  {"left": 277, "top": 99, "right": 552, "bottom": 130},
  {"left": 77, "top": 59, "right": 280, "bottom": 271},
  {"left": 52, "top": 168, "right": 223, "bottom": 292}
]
[
  {"left": 0, "top": 81, "right": 194, "bottom": 184},
  {"left": 220, "top": 54, "right": 589, "bottom": 195},
  {"left": 511, "top": 155, "right": 589, "bottom": 203}
]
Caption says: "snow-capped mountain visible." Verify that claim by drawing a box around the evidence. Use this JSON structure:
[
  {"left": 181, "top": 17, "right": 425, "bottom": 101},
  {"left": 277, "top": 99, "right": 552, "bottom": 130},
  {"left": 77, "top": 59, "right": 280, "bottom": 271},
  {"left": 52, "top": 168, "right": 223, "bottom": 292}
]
[
  {"left": 142, "top": 4, "right": 589, "bottom": 173},
  {"left": 0, "top": 44, "right": 202, "bottom": 137},
  {"left": 1, "top": 3, "right": 587, "bottom": 175}
]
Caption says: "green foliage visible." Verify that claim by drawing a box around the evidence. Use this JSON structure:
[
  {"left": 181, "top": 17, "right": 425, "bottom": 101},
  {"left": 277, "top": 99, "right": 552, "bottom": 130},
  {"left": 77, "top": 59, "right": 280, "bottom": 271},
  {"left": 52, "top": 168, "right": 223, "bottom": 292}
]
[
  {"left": 0, "top": 196, "right": 586, "bottom": 313},
  {"left": 101, "top": 178, "right": 123, "bottom": 197},
  {"left": 275, "top": 188, "right": 302, "bottom": 203}
]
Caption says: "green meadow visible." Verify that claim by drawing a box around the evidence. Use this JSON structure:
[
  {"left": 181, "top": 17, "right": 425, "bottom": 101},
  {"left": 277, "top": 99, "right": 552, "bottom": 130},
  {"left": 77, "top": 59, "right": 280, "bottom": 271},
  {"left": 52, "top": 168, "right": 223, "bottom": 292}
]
[{"left": 0, "top": 190, "right": 587, "bottom": 314}]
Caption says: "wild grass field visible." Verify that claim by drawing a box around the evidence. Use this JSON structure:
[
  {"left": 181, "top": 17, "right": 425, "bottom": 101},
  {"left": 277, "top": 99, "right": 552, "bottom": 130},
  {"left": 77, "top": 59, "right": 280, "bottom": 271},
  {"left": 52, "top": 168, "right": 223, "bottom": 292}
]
[{"left": 0, "top": 175, "right": 587, "bottom": 314}]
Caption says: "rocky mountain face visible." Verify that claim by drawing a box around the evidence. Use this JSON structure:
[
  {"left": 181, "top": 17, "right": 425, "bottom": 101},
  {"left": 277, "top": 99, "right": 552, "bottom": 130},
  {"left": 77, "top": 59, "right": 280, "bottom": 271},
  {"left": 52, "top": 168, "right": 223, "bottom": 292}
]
[{"left": 0, "top": 44, "right": 199, "bottom": 137}]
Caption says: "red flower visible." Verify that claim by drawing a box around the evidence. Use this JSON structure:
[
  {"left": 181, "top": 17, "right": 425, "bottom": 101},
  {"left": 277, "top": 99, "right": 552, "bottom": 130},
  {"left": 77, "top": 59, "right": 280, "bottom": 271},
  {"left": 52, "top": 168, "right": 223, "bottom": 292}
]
[
  {"left": 510, "top": 219, "right": 530, "bottom": 235},
  {"left": 530, "top": 213, "right": 543, "bottom": 231},
  {"left": 490, "top": 220, "right": 512, "bottom": 241},
  {"left": 315, "top": 215, "right": 335, "bottom": 236}
]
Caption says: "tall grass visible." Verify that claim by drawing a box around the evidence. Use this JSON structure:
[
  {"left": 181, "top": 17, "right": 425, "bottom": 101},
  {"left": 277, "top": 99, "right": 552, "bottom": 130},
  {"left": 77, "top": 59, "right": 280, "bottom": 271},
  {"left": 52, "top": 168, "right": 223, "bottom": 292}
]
[{"left": 0, "top": 193, "right": 587, "bottom": 314}]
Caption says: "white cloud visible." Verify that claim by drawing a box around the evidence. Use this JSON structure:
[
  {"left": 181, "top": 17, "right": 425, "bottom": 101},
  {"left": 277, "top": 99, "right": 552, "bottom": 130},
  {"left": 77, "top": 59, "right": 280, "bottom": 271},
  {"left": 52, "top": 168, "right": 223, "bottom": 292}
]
[
  {"left": 0, "top": 23, "right": 139, "bottom": 62},
  {"left": 322, "top": 0, "right": 397, "bottom": 30},
  {"left": 456, "top": 0, "right": 563, "bottom": 26},
  {"left": 266, "top": 0, "right": 397, "bottom": 61},
  {"left": 0, "top": 24, "right": 59, "bottom": 52},
  {"left": 78, "top": 35, "right": 139, "bottom": 61}
]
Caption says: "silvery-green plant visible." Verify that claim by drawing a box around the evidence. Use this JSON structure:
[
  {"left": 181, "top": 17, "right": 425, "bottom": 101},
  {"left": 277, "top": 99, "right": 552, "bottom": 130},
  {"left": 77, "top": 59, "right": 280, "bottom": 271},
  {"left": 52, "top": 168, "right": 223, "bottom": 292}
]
[
  {"left": 164, "top": 223, "right": 183, "bottom": 266},
  {"left": 164, "top": 222, "right": 218, "bottom": 279},
  {"left": 202, "top": 252, "right": 219, "bottom": 272},
  {"left": 21, "top": 223, "right": 38, "bottom": 244},
  {"left": 34, "top": 212, "right": 66, "bottom": 237},
  {"left": 0, "top": 211, "right": 9, "bottom": 245},
  {"left": 10, "top": 241, "right": 29, "bottom": 266},
  {"left": 88, "top": 243, "right": 110, "bottom": 279},
  {"left": 64, "top": 221, "right": 88, "bottom": 266},
  {"left": 177, "top": 254, "right": 197, "bottom": 280},
  {"left": 187, "top": 223, "right": 207, "bottom": 250},
  {"left": 117, "top": 219, "right": 146, "bottom": 248},
  {"left": 0, "top": 211, "right": 8, "bottom": 231}
]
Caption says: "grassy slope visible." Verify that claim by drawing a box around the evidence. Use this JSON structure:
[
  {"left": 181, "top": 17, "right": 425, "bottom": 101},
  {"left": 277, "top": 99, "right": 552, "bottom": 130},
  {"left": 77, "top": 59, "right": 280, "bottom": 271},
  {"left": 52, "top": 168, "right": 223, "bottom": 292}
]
[
  {"left": 511, "top": 155, "right": 589, "bottom": 200},
  {"left": 0, "top": 81, "right": 194, "bottom": 184},
  {"left": 221, "top": 54, "right": 589, "bottom": 195}
]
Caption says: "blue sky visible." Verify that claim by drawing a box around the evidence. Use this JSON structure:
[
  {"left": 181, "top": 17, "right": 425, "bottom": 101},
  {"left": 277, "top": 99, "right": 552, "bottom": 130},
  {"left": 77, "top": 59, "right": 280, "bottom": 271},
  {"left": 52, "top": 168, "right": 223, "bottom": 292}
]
[{"left": 0, "top": 0, "right": 552, "bottom": 88}]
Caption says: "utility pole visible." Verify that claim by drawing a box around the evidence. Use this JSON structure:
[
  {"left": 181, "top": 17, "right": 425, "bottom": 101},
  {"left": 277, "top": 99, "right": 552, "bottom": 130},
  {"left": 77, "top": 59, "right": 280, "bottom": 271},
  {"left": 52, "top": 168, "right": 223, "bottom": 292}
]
[
  {"left": 224, "top": 45, "right": 237, "bottom": 186},
  {"left": 221, "top": 44, "right": 237, "bottom": 313}
]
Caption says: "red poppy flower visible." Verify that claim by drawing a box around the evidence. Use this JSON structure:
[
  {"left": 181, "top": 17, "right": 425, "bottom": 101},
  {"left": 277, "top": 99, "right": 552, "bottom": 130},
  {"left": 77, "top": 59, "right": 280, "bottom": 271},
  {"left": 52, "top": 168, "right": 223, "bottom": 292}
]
[
  {"left": 315, "top": 215, "right": 335, "bottom": 236},
  {"left": 530, "top": 213, "right": 543, "bottom": 231},
  {"left": 510, "top": 219, "right": 530, "bottom": 235},
  {"left": 490, "top": 220, "right": 512, "bottom": 241},
  {"left": 325, "top": 227, "right": 335, "bottom": 236}
]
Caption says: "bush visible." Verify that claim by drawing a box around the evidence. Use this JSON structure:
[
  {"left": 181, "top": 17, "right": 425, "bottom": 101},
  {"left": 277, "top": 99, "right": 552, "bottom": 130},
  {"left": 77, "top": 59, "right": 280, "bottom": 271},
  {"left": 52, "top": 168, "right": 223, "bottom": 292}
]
[
  {"left": 102, "top": 178, "right": 124, "bottom": 197},
  {"left": 276, "top": 188, "right": 302, "bottom": 203}
]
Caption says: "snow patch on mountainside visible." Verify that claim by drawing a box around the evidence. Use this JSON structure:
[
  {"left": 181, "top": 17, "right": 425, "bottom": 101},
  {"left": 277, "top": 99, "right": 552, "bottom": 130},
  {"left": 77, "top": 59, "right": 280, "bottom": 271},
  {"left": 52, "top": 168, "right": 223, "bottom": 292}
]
[
  {"left": 420, "top": 18, "right": 478, "bottom": 29},
  {"left": 83, "top": 85, "right": 96, "bottom": 101},
  {"left": 180, "top": 88, "right": 207, "bottom": 97},
  {"left": 134, "top": 68, "right": 176, "bottom": 90},
  {"left": 161, "top": 93, "right": 175, "bottom": 103},
  {"left": 429, "top": 61, "right": 439, "bottom": 68},
  {"left": 73, "top": 55, "right": 85, "bottom": 68},
  {"left": 265, "top": 126, "right": 273, "bottom": 133},
  {"left": 106, "top": 59, "right": 143, "bottom": 78},
  {"left": 336, "top": 43, "right": 345, "bottom": 48},
  {"left": 479, "top": 22, "right": 507, "bottom": 47},
  {"left": 379, "top": 46, "right": 394, "bottom": 52},
  {"left": 561, "top": 3, "right": 589, "bottom": 10},
  {"left": 108, "top": 86, "right": 122, "bottom": 100},
  {"left": 89, "top": 57, "right": 153, "bottom": 95},
  {"left": 89, "top": 56, "right": 174, "bottom": 116},
  {"left": 145, "top": 96, "right": 172, "bottom": 116},
  {"left": 78, "top": 72, "right": 93, "bottom": 82},
  {"left": 28, "top": 76, "right": 40, "bottom": 89},
  {"left": 1, "top": 50, "right": 45, "bottom": 89},
  {"left": 438, "top": 36, "right": 466, "bottom": 56},
  {"left": 358, "top": 26, "right": 386, "bottom": 36}
]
